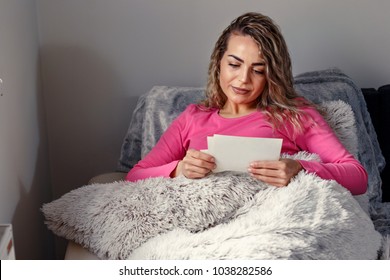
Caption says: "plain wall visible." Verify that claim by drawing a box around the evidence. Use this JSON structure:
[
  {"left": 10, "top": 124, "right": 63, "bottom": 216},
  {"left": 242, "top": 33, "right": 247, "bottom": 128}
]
[
  {"left": 37, "top": 0, "right": 390, "bottom": 198},
  {"left": 35, "top": 0, "right": 390, "bottom": 258},
  {"left": 0, "top": 0, "right": 53, "bottom": 259}
]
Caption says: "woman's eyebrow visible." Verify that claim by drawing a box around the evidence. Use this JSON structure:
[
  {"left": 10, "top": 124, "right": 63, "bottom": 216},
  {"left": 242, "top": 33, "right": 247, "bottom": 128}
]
[{"left": 228, "top": 54, "right": 265, "bottom": 66}]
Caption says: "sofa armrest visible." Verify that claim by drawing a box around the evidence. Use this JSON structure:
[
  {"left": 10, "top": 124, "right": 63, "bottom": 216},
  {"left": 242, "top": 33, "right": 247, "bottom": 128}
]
[
  {"left": 64, "top": 241, "right": 99, "bottom": 260},
  {"left": 362, "top": 86, "right": 390, "bottom": 202},
  {"left": 88, "top": 172, "right": 126, "bottom": 184}
]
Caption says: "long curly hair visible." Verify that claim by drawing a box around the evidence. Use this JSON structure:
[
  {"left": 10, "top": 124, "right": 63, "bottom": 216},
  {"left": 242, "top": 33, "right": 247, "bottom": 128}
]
[{"left": 203, "top": 12, "right": 312, "bottom": 132}]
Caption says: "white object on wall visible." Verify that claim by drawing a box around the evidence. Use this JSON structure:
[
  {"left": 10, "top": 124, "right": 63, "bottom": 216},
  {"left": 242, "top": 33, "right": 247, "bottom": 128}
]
[{"left": 0, "top": 224, "right": 16, "bottom": 260}]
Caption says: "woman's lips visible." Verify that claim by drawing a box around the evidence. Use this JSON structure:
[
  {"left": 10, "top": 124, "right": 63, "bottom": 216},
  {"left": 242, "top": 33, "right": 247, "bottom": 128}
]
[{"left": 232, "top": 86, "right": 250, "bottom": 95}]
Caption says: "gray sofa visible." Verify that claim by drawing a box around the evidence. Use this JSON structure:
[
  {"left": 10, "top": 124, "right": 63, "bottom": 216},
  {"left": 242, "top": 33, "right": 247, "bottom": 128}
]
[{"left": 62, "top": 68, "right": 390, "bottom": 259}]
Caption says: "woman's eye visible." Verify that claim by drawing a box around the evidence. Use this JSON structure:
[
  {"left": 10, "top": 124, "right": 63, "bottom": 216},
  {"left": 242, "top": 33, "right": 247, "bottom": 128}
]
[
  {"left": 254, "top": 69, "right": 264, "bottom": 75},
  {"left": 228, "top": 63, "right": 239, "bottom": 68}
]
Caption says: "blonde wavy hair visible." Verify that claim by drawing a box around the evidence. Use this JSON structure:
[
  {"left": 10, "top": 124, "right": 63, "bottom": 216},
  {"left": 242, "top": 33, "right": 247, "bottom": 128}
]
[{"left": 203, "top": 12, "right": 312, "bottom": 132}]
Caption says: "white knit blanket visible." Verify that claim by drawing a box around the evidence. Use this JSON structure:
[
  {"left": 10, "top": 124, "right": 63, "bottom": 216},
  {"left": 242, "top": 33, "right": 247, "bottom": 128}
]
[{"left": 42, "top": 152, "right": 383, "bottom": 260}]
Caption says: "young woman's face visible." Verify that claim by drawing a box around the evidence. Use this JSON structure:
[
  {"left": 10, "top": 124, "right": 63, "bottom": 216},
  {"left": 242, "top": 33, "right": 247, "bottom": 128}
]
[{"left": 219, "top": 34, "right": 267, "bottom": 110}]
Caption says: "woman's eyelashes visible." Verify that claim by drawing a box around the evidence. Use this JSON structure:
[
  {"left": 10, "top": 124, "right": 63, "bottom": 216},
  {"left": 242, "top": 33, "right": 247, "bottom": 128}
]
[
  {"left": 228, "top": 63, "right": 240, "bottom": 68},
  {"left": 253, "top": 69, "right": 264, "bottom": 75},
  {"left": 228, "top": 61, "right": 264, "bottom": 75}
]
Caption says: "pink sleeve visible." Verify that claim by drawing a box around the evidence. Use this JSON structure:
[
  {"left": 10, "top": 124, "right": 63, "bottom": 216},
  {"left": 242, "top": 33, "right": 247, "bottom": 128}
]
[
  {"left": 294, "top": 107, "right": 368, "bottom": 195},
  {"left": 125, "top": 106, "right": 189, "bottom": 182}
]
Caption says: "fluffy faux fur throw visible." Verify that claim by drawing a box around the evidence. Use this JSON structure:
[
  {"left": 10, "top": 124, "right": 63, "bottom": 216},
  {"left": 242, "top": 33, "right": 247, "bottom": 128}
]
[{"left": 42, "top": 152, "right": 383, "bottom": 260}]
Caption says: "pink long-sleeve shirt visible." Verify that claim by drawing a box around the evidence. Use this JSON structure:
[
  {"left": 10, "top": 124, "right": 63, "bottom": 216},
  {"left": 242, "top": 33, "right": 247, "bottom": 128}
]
[{"left": 126, "top": 104, "right": 368, "bottom": 195}]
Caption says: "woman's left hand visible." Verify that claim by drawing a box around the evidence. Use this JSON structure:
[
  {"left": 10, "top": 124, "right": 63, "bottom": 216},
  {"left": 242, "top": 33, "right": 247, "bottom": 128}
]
[{"left": 248, "top": 158, "right": 303, "bottom": 187}]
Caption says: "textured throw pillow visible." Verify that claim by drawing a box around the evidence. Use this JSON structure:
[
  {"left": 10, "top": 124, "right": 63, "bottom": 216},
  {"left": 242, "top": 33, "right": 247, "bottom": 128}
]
[{"left": 319, "top": 100, "right": 358, "bottom": 156}]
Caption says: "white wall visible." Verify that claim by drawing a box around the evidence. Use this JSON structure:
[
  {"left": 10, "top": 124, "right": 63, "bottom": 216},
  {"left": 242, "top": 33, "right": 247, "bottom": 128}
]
[
  {"left": 0, "top": 0, "right": 53, "bottom": 259},
  {"left": 35, "top": 0, "right": 390, "bottom": 257}
]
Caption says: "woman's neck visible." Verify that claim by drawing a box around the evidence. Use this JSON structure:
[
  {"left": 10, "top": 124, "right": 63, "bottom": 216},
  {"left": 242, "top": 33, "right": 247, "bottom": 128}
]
[{"left": 219, "top": 103, "right": 257, "bottom": 118}]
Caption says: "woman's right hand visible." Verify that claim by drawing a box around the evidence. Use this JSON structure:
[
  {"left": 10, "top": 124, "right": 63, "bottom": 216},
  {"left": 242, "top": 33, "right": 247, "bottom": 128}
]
[{"left": 172, "top": 149, "right": 216, "bottom": 179}]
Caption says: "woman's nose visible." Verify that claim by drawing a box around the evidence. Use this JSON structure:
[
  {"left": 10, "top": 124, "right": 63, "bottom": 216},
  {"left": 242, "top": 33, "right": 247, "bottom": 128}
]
[{"left": 238, "top": 69, "right": 250, "bottom": 83}]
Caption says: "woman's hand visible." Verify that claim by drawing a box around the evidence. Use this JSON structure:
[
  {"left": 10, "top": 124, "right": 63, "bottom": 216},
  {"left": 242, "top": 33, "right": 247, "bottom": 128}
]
[
  {"left": 248, "top": 158, "right": 303, "bottom": 187},
  {"left": 172, "top": 149, "right": 216, "bottom": 179}
]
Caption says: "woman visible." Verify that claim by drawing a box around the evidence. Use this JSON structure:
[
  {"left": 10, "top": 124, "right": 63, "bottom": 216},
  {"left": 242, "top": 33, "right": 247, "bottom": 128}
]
[{"left": 126, "top": 12, "right": 367, "bottom": 195}]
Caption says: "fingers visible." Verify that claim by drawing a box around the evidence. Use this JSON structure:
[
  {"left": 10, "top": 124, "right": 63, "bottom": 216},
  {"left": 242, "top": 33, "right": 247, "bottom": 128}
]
[
  {"left": 249, "top": 173, "right": 290, "bottom": 187},
  {"left": 248, "top": 159, "right": 302, "bottom": 187},
  {"left": 181, "top": 149, "right": 216, "bottom": 179},
  {"left": 249, "top": 161, "right": 288, "bottom": 178},
  {"left": 177, "top": 150, "right": 302, "bottom": 184},
  {"left": 187, "top": 149, "right": 215, "bottom": 164}
]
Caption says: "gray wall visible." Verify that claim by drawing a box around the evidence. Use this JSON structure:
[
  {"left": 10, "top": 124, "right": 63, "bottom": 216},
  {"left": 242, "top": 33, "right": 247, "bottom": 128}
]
[
  {"left": 1, "top": 0, "right": 389, "bottom": 259},
  {"left": 37, "top": 0, "right": 390, "bottom": 201},
  {"left": 0, "top": 0, "right": 53, "bottom": 259}
]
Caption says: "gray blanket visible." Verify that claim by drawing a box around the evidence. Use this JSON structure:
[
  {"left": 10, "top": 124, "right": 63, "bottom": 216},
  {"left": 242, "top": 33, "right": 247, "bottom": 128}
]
[{"left": 42, "top": 153, "right": 383, "bottom": 260}]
